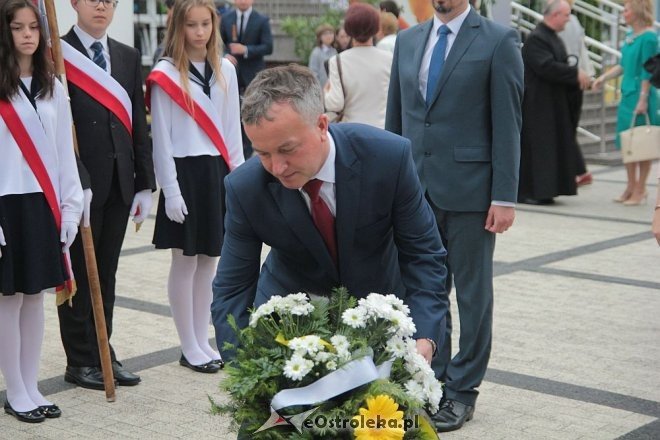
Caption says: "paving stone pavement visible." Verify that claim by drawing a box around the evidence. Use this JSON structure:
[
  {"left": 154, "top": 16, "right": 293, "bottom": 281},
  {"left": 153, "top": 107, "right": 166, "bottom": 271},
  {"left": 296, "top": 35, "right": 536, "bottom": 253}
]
[{"left": 1, "top": 163, "right": 659, "bottom": 439}]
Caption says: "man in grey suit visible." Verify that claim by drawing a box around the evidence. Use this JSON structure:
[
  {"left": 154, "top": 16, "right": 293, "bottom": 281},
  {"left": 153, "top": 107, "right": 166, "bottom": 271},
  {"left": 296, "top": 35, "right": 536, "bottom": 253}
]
[{"left": 386, "top": 0, "right": 523, "bottom": 432}]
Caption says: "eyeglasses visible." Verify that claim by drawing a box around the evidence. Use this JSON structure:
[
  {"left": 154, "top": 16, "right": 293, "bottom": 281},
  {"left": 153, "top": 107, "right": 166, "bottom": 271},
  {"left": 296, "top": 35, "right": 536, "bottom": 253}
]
[{"left": 83, "top": 0, "right": 119, "bottom": 8}]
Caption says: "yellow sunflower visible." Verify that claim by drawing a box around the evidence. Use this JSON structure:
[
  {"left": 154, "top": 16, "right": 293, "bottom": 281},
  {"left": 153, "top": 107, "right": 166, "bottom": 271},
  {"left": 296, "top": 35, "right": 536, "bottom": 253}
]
[{"left": 353, "top": 395, "right": 405, "bottom": 440}]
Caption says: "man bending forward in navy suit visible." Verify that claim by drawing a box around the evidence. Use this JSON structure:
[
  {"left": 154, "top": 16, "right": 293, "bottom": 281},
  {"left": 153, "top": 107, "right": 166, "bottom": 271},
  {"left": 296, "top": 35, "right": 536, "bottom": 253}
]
[{"left": 211, "top": 65, "right": 449, "bottom": 365}]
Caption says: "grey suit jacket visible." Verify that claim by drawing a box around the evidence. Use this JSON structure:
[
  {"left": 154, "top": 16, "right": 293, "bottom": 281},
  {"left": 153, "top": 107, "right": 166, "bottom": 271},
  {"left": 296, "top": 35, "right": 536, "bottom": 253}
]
[{"left": 386, "top": 9, "right": 523, "bottom": 212}]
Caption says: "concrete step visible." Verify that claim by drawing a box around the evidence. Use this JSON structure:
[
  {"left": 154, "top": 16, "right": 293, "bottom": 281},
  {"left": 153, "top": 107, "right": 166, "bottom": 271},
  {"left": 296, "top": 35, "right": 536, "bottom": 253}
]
[{"left": 580, "top": 103, "right": 618, "bottom": 120}]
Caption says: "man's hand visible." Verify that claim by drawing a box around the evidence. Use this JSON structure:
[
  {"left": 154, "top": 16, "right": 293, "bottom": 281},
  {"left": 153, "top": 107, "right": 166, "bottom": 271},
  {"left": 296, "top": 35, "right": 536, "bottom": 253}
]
[
  {"left": 82, "top": 189, "right": 92, "bottom": 228},
  {"left": 224, "top": 54, "right": 238, "bottom": 66},
  {"left": 591, "top": 76, "right": 604, "bottom": 91},
  {"left": 485, "top": 205, "right": 515, "bottom": 233},
  {"left": 131, "top": 189, "right": 153, "bottom": 224},
  {"left": 165, "top": 194, "right": 188, "bottom": 224},
  {"left": 228, "top": 43, "right": 247, "bottom": 56},
  {"left": 416, "top": 339, "right": 434, "bottom": 364},
  {"left": 0, "top": 225, "right": 5, "bottom": 259},
  {"left": 578, "top": 70, "right": 591, "bottom": 90}
]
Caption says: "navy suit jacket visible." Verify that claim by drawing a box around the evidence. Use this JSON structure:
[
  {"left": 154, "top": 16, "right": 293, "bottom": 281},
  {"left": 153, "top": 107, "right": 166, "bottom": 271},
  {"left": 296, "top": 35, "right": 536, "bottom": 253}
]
[
  {"left": 220, "top": 9, "right": 273, "bottom": 89},
  {"left": 211, "top": 123, "right": 448, "bottom": 359},
  {"left": 386, "top": 9, "right": 523, "bottom": 212}
]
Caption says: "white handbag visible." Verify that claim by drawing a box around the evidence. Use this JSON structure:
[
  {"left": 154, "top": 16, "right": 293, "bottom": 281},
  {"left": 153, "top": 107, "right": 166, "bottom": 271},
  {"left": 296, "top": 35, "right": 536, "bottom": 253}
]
[{"left": 620, "top": 113, "right": 660, "bottom": 164}]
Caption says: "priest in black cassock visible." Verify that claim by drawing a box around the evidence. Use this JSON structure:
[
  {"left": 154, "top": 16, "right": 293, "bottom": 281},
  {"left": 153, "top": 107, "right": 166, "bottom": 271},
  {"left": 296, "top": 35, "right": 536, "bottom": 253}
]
[{"left": 518, "top": 0, "right": 592, "bottom": 205}]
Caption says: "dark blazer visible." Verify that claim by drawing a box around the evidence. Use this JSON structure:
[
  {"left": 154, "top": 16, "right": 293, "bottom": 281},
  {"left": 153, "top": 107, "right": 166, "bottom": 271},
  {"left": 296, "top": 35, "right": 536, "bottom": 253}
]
[
  {"left": 63, "top": 28, "right": 155, "bottom": 207},
  {"left": 220, "top": 9, "right": 273, "bottom": 89},
  {"left": 386, "top": 9, "right": 523, "bottom": 212},
  {"left": 211, "top": 123, "right": 448, "bottom": 358}
]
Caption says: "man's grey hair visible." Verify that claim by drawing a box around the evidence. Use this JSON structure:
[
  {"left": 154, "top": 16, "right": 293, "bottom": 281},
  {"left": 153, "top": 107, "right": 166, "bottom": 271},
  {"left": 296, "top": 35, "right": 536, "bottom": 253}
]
[
  {"left": 241, "top": 64, "right": 325, "bottom": 126},
  {"left": 543, "top": 0, "right": 564, "bottom": 15}
]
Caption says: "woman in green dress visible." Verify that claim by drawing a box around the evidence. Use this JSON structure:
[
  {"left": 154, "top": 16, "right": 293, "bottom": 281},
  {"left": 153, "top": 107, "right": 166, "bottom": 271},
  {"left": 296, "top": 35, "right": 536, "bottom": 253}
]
[{"left": 593, "top": 0, "right": 658, "bottom": 205}]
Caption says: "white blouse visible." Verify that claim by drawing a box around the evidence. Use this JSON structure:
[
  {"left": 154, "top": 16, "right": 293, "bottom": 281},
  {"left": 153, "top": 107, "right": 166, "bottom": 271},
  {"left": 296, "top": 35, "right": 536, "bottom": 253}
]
[
  {"left": 0, "top": 79, "right": 83, "bottom": 223},
  {"left": 150, "top": 58, "right": 244, "bottom": 198}
]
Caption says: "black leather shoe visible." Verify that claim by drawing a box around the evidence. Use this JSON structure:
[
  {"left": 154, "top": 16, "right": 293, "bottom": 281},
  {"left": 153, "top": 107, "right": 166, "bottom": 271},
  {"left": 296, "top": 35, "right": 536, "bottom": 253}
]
[
  {"left": 64, "top": 366, "right": 107, "bottom": 390},
  {"left": 179, "top": 354, "right": 221, "bottom": 373},
  {"left": 112, "top": 361, "right": 141, "bottom": 386},
  {"left": 4, "top": 401, "right": 45, "bottom": 423},
  {"left": 431, "top": 399, "right": 474, "bottom": 432},
  {"left": 518, "top": 197, "right": 555, "bottom": 205},
  {"left": 211, "top": 358, "right": 225, "bottom": 369},
  {"left": 39, "top": 404, "right": 62, "bottom": 419}
]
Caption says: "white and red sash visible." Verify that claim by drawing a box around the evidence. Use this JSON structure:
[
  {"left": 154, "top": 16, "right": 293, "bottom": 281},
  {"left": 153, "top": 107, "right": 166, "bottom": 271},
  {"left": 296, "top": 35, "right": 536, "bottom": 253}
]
[
  {"left": 145, "top": 60, "right": 233, "bottom": 170},
  {"left": 61, "top": 40, "right": 132, "bottom": 137},
  {"left": 0, "top": 90, "right": 76, "bottom": 297}
]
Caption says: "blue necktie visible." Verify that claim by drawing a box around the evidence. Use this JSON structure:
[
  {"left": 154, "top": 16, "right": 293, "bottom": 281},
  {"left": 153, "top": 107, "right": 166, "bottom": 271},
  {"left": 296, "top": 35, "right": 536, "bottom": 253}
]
[
  {"left": 91, "top": 41, "right": 107, "bottom": 71},
  {"left": 426, "top": 25, "right": 451, "bottom": 104}
]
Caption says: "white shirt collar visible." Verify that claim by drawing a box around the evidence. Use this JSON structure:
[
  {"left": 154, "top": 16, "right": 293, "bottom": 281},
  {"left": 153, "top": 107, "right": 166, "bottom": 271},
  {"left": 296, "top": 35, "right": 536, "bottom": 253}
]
[
  {"left": 431, "top": 4, "right": 471, "bottom": 37},
  {"left": 237, "top": 7, "right": 252, "bottom": 19},
  {"left": 73, "top": 24, "right": 109, "bottom": 54},
  {"left": 312, "top": 132, "right": 336, "bottom": 184}
]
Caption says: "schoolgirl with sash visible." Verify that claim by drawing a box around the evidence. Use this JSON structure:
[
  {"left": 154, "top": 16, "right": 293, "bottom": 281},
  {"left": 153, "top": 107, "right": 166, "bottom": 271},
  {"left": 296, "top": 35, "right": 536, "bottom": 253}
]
[
  {"left": 146, "top": 0, "right": 244, "bottom": 373},
  {"left": 0, "top": 0, "right": 83, "bottom": 423}
]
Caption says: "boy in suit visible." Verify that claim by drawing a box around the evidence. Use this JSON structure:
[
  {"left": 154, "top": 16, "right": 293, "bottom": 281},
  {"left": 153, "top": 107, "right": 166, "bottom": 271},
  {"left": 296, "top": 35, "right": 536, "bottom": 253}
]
[{"left": 57, "top": 0, "right": 156, "bottom": 390}]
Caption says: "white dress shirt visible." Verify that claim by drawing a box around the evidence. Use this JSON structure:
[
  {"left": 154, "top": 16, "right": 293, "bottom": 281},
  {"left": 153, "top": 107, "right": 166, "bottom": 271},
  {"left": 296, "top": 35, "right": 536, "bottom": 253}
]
[
  {"left": 418, "top": 5, "right": 471, "bottom": 99},
  {"left": 73, "top": 25, "right": 111, "bottom": 73},
  {"left": 150, "top": 58, "right": 245, "bottom": 199},
  {"left": 299, "top": 133, "right": 337, "bottom": 216}
]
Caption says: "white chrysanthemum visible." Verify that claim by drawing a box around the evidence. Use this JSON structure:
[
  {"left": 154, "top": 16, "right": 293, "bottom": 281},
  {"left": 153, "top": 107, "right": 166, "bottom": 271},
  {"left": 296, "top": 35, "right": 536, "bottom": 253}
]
[
  {"left": 359, "top": 294, "right": 394, "bottom": 319},
  {"left": 287, "top": 337, "right": 307, "bottom": 354},
  {"left": 302, "top": 335, "right": 323, "bottom": 354},
  {"left": 423, "top": 377, "right": 444, "bottom": 412},
  {"left": 385, "top": 336, "right": 408, "bottom": 358},
  {"left": 314, "top": 351, "right": 333, "bottom": 363},
  {"left": 290, "top": 303, "right": 314, "bottom": 316},
  {"left": 382, "top": 294, "right": 409, "bottom": 314},
  {"left": 283, "top": 354, "right": 314, "bottom": 381},
  {"left": 404, "top": 379, "right": 426, "bottom": 403},
  {"left": 330, "top": 335, "right": 351, "bottom": 361},
  {"left": 342, "top": 306, "right": 368, "bottom": 328},
  {"left": 326, "top": 360, "right": 337, "bottom": 371},
  {"left": 388, "top": 310, "right": 416, "bottom": 338}
]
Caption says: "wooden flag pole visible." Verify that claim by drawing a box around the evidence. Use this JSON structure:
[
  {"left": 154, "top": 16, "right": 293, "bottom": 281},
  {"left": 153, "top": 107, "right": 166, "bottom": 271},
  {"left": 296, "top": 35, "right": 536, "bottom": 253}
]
[{"left": 43, "top": 0, "right": 116, "bottom": 403}]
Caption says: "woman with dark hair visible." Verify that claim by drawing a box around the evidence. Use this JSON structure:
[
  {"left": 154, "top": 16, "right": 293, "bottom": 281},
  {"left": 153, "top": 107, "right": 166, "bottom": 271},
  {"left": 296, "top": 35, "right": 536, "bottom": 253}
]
[
  {"left": 0, "top": 0, "right": 82, "bottom": 423},
  {"left": 334, "top": 23, "right": 352, "bottom": 53},
  {"left": 308, "top": 23, "right": 337, "bottom": 86},
  {"left": 324, "top": 3, "right": 393, "bottom": 128}
]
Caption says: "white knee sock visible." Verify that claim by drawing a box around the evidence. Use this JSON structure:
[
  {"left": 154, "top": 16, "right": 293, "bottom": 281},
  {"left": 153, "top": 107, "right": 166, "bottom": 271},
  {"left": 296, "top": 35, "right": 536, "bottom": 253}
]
[
  {"left": 192, "top": 255, "right": 221, "bottom": 361},
  {"left": 0, "top": 294, "right": 37, "bottom": 412},
  {"left": 168, "top": 250, "right": 210, "bottom": 366},
  {"left": 19, "top": 293, "right": 51, "bottom": 407}
]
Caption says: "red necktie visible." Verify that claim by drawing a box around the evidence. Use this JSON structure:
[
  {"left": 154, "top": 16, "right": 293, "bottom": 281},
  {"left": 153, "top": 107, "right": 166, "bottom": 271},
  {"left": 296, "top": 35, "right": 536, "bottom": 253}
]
[{"left": 303, "top": 179, "right": 337, "bottom": 265}]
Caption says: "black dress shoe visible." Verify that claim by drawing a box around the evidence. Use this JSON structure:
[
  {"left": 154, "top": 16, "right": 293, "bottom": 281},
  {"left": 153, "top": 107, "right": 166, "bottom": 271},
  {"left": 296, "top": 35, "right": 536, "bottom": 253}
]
[
  {"left": 431, "top": 399, "right": 475, "bottom": 432},
  {"left": 64, "top": 366, "right": 107, "bottom": 390},
  {"left": 112, "top": 361, "right": 141, "bottom": 386},
  {"left": 4, "top": 401, "right": 45, "bottom": 423},
  {"left": 211, "top": 358, "right": 225, "bottom": 369},
  {"left": 39, "top": 404, "right": 62, "bottom": 419},
  {"left": 179, "top": 354, "right": 221, "bottom": 373},
  {"left": 518, "top": 197, "right": 555, "bottom": 205}
]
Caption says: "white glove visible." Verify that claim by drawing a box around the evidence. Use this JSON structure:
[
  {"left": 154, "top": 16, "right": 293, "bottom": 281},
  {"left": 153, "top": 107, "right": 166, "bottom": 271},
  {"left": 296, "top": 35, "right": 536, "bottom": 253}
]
[
  {"left": 0, "top": 225, "right": 6, "bottom": 259},
  {"left": 60, "top": 221, "right": 78, "bottom": 252},
  {"left": 130, "top": 189, "right": 153, "bottom": 224},
  {"left": 165, "top": 194, "right": 188, "bottom": 224},
  {"left": 82, "top": 188, "right": 93, "bottom": 228}
]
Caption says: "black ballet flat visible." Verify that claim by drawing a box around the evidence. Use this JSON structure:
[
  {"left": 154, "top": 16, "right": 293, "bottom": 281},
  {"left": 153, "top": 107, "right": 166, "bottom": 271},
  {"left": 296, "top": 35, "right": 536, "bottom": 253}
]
[
  {"left": 4, "top": 400, "right": 45, "bottom": 423},
  {"left": 179, "top": 354, "right": 221, "bottom": 374},
  {"left": 211, "top": 358, "right": 225, "bottom": 369},
  {"left": 39, "top": 404, "right": 62, "bottom": 419}
]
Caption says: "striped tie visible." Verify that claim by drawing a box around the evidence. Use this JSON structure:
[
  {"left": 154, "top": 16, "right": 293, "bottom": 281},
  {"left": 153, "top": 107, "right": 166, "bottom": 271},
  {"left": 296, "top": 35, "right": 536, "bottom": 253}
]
[{"left": 90, "top": 41, "right": 107, "bottom": 71}]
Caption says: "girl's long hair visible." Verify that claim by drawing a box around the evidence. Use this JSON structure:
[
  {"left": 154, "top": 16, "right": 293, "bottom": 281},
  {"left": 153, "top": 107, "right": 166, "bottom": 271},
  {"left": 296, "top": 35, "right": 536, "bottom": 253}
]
[
  {"left": 162, "top": 0, "right": 225, "bottom": 110},
  {"left": 0, "top": 0, "right": 54, "bottom": 101}
]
